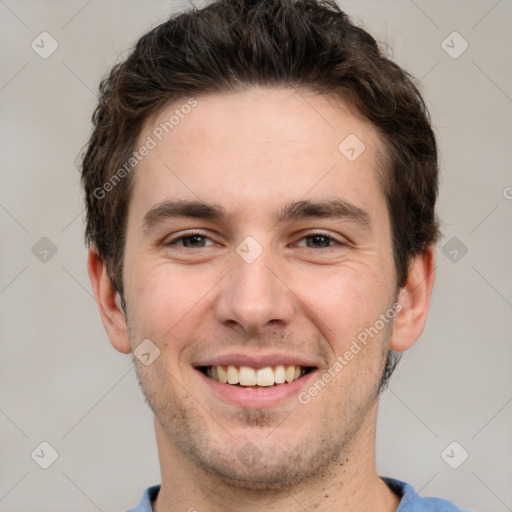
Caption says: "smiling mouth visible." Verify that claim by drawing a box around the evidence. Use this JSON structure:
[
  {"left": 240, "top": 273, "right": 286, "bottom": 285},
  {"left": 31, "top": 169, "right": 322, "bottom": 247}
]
[{"left": 198, "top": 365, "right": 315, "bottom": 387}]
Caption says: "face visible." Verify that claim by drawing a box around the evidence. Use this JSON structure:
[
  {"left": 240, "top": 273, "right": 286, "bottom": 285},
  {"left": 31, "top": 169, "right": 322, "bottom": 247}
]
[{"left": 119, "top": 88, "right": 401, "bottom": 488}]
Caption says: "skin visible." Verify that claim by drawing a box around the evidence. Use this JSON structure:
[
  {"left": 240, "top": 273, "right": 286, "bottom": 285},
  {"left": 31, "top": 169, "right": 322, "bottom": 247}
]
[{"left": 88, "top": 87, "right": 435, "bottom": 512}]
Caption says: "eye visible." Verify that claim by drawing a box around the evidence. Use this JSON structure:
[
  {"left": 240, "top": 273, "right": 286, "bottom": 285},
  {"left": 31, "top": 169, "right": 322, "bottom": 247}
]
[
  {"left": 165, "top": 232, "right": 216, "bottom": 248},
  {"left": 295, "top": 233, "right": 345, "bottom": 249}
]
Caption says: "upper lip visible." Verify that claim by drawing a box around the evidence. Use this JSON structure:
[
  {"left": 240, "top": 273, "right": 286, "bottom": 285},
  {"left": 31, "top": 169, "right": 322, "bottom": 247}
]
[{"left": 192, "top": 351, "right": 320, "bottom": 369}]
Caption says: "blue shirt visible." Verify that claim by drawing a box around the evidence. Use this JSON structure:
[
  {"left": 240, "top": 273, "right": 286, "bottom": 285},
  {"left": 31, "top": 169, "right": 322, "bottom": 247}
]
[{"left": 125, "top": 477, "right": 470, "bottom": 511}]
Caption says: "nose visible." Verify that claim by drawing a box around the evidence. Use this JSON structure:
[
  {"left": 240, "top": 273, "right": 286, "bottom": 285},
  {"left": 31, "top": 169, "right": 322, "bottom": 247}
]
[{"left": 214, "top": 244, "right": 295, "bottom": 335}]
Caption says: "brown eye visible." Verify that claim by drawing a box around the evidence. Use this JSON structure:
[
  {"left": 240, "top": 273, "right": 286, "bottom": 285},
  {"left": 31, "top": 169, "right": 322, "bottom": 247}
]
[
  {"left": 166, "top": 232, "right": 215, "bottom": 248},
  {"left": 179, "top": 235, "right": 208, "bottom": 248},
  {"left": 295, "top": 233, "right": 344, "bottom": 249},
  {"left": 305, "top": 234, "right": 333, "bottom": 248}
]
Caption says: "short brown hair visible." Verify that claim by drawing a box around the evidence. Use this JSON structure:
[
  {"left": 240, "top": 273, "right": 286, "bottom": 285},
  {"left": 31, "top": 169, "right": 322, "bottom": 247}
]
[{"left": 81, "top": 0, "right": 440, "bottom": 387}]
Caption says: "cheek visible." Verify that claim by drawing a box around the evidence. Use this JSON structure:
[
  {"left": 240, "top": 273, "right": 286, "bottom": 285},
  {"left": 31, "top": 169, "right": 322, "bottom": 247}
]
[
  {"left": 295, "top": 262, "right": 386, "bottom": 319},
  {"left": 126, "top": 259, "right": 221, "bottom": 337},
  {"left": 291, "top": 262, "right": 392, "bottom": 357},
  {"left": 125, "top": 260, "right": 179, "bottom": 333}
]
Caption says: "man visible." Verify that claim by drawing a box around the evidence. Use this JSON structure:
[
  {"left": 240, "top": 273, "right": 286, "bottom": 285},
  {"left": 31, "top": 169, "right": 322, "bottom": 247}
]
[{"left": 81, "top": 0, "right": 470, "bottom": 510}]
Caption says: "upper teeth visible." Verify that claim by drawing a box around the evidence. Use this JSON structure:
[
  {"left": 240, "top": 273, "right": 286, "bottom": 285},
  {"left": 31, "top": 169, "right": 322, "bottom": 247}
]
[{"left": 207, "top": 365, "right": 304, "bottom": 386}]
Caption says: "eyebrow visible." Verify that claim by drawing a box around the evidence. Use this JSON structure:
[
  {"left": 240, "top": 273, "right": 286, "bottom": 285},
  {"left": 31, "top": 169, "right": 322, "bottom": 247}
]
[
  {"left": 142, "top": 200, "right": 227, "bottom": 235},
  {"left": 141, "top": 198, "right": 372, "bottom": 235},
  {"left": 275, "top": 199, "right": 371, "bottom": 229}
]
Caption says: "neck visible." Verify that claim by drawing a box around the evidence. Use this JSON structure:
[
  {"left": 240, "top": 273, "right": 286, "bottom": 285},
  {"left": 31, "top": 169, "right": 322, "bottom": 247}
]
[{"left": 152, "top": 402, "right": 400, "bottom": 512}]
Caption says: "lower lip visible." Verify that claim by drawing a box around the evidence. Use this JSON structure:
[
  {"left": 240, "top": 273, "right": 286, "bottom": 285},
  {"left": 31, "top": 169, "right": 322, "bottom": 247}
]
[{"left": 195, "top": 368, "right": 319, "bottom": 408}]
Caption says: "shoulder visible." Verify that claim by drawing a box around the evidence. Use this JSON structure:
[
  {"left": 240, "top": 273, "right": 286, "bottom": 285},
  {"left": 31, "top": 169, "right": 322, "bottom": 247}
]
[
  {"left": 124, "top": 485, "right": 161, "bottom": 512},
  {"left": 382, "top": 477, "right": 472, "bottom": 512},
  {"left": 125, "top": 480, "right": 473, "bottom": 512}
]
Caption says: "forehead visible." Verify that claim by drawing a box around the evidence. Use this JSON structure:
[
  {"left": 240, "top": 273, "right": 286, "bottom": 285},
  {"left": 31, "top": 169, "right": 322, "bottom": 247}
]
[{"left": 129, "top": 88, "right": 387, "bottom": 225}]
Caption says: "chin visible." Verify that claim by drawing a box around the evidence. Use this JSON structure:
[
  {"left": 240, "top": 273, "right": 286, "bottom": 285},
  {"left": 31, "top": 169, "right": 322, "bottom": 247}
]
[
  {"left": 195, "top": 446, "right": 335, "bottom": 492},
  {"left": 163, "top": 416, "right": 345, "bottom": 492}
]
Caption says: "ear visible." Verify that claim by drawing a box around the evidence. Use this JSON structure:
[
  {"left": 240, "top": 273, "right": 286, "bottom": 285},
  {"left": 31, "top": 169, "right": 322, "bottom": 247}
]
[
  {"left": 87, "top": 246, "right": 131, "bottom": 354},
  {"left": 390, "top": 244, "right": 436, "bottom": 352}
]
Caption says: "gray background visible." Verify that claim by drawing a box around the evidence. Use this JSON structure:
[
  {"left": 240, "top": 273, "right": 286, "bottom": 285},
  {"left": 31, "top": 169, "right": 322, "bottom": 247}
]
[{"left": 1, "top": 0, "right": 511, "bottom": 511}]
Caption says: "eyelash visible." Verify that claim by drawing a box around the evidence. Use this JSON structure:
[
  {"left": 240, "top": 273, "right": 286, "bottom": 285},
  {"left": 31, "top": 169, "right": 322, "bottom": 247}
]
[{"left": 165, "top": 230, "right": 347, "bottom": 249}]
